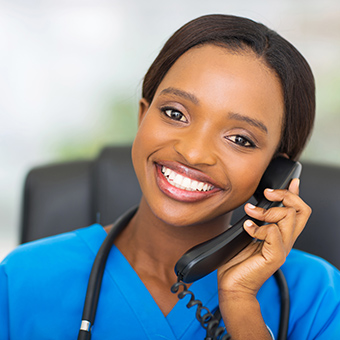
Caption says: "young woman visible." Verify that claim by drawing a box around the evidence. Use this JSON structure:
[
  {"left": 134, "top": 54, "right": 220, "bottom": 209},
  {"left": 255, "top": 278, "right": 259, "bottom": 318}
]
[{"left": 1, "top": 14, "right": 339, "bottom": 340}]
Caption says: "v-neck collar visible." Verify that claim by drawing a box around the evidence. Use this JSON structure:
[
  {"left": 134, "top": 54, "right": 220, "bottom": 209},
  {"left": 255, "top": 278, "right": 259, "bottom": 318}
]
[{"left": 81, "top": 224, "right": 219, "bottom": 339}]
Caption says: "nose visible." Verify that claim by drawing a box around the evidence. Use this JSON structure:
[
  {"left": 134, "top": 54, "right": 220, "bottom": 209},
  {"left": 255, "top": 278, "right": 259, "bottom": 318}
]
[{"left": 173, "top": 126, "right": 217, "bottom": 166}]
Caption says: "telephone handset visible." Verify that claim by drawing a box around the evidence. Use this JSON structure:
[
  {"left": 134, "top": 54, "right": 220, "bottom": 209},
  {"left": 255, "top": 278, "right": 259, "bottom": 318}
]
[{"left": 174, "top": 156, "right": 302, "bottom": 283}]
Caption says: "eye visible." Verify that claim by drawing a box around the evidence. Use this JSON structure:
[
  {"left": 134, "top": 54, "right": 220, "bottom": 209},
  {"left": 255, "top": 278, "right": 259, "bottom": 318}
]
[
  {"left": 162, "top": 107, "right": 187, "bottom": 122},
  {"left": 226, "top": 135, "right": 256, "bottom": 148}
]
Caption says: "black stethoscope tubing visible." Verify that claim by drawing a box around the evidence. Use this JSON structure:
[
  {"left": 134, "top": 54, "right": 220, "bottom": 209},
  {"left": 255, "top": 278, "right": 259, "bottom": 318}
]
[
  {"left": 78, "top": 206, "right": 138, "bottom": 340},
  {"left": 77, "top": 206, "right": 289, "bottom": 340}
]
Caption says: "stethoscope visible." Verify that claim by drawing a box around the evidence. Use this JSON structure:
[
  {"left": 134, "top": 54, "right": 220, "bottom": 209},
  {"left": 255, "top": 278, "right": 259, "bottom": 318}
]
[{"left": 77, "top": 206, "right": 290, "bottom": 340}]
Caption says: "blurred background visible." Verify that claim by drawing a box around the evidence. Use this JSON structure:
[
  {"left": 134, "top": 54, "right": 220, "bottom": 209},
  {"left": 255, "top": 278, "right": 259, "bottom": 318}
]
[{"left": 1, "top": 0, "right": 340, "bottom": 260}]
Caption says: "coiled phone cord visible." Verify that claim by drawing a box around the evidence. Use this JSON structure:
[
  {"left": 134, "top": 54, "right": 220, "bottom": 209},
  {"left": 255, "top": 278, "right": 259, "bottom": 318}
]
[
  {"left": 171, "top": 280, "right": 231, "bottom": 340},
  {"left": 171, "top": 268, "right": 289, "bottom": 340}
]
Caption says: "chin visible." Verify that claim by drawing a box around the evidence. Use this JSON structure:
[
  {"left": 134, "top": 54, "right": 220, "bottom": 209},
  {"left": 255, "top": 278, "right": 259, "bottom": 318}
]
[{"left": 147, "top": 198, "right": 230, "bottom": 229}]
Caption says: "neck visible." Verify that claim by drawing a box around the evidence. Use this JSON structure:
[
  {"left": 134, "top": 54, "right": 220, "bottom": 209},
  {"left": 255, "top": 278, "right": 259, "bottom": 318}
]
[{"left": 113, "top": 197, "right": 232, "bottom": 285}]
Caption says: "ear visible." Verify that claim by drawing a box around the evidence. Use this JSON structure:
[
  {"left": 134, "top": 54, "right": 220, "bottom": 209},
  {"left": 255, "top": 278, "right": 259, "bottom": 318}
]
[
  {"left": 279, "top": 153, "right": 290, "bottom": 159},
  {"left": 273, "top": 152, "right": 290, "bottom": 160},
  {"left": 138, "top": 98, "right": 150, "bottom": 126}
]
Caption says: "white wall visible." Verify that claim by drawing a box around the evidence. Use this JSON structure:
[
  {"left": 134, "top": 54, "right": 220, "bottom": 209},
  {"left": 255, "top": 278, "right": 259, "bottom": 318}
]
[{"left": 1, "top": 0, "right": 340, "bottom": 260}]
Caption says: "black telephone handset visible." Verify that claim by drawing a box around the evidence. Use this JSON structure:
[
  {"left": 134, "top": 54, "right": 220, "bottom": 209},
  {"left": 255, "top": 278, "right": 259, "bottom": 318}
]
[{"left": 174, "top": 156, "right": 302, "bottom": 283}]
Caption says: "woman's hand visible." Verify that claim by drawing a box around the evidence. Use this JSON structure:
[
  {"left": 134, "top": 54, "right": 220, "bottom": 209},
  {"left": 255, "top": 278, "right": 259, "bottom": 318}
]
[{"left": 217, "top": 178, "right": 312, "bottom": 339}]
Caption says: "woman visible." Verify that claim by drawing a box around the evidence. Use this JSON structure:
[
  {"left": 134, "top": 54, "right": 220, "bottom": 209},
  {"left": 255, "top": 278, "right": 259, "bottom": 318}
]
[{"left": 1, "top": 14, "right": 339, "bottom": 339}]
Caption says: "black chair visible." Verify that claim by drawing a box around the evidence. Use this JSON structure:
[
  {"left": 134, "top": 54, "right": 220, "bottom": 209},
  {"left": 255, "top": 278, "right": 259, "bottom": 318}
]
[
  {"left": 20, "top": 145, "right": 340, "bottom": 269},
  {"left": 20, "top": 146, "right": 141, "bottom": 243}
]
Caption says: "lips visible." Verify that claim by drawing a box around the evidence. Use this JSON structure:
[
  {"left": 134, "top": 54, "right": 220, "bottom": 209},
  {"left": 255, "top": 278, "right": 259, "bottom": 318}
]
[{"left": 155, "top": 162, "right": 221, "bottom": 202}]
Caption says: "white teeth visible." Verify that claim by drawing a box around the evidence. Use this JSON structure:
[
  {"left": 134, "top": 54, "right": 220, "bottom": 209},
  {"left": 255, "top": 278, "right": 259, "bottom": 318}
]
[
  {"left": 191, "top": 180, "right": 199, "bottom": 191},
  {"left": 168, "top": 171, "right": 176, "bottom": 181},
  {"left": 161, "top": 166, "right": 214, "bottom": 192},
  {"left": 197, "top": 182, "right": 204, "bottom": 191},
  {"left": 182, "top": 177, "right": 191, "bottom": 188},
  {"left": 174, "top": 174, "right": 183, "bottom": 186},
  {"left": 164, "top": 168, "right": 171, "bottom": 177}
]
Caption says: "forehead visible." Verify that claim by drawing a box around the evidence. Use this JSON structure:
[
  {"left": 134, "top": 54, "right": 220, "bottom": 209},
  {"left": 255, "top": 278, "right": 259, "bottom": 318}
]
[{"left": 156, "top": 44, "right": 281, "bottom": 97}]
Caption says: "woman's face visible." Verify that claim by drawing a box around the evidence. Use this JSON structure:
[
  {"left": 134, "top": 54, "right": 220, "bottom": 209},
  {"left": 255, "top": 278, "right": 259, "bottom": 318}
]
[{"left": 132, "top": 44, "right": 284, "bottom": 227}]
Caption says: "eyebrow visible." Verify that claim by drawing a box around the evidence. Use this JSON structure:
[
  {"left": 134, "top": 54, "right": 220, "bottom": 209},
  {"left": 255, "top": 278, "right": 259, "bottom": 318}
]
[
  {"left": 160, "top": 87, "right": 268, "bottom": 134},
  {"left": 228, "top": 112, "right": 268, "bottom": 134},
  {"left": 160, "top": 87, "right": 199, "bottom": 105}
]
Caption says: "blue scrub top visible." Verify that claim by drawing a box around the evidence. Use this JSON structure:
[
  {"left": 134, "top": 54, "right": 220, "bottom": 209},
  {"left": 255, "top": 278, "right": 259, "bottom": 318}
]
[{"left": 0, "top": 224, "right": 340, "bottom": 339}]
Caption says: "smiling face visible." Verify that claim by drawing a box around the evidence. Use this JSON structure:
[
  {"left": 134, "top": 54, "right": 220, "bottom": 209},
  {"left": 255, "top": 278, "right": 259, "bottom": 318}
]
[{"left": 132, "top": 44, "right": 284, "bottom": 227}]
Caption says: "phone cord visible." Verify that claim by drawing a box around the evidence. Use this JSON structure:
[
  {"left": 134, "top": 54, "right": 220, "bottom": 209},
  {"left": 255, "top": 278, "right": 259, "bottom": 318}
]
[
  {"left": 171, "top": 280, "right": 231, "bottom": 340},
  {"left": 171, "top": 268, "right": 289, "bottom": 340}
]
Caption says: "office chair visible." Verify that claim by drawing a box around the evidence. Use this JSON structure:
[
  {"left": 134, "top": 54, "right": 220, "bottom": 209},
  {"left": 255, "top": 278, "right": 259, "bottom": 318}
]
[{"left": 20, "top": 145, "right": 340, "bottom": 269}]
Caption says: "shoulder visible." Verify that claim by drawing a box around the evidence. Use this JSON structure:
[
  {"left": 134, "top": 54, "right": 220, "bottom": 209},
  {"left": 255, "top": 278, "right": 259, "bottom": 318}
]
[
  {"left": 259, "top": 249, "right": 340, "bottom": 301},
  {"left": 283, "top": 249, "right": 340, "bottom": 306},
  {"left": 0, "top": 225, "right": 107, "bottom": 339},
  {"left": 284, "top": 248, "right": 340, "bottom": 285},
  {"left": 284, "top": 249, "right": 340, "bottom": 338},
  {"left": 0, "top": 224, "right": 105, "bottom": 277},
  {"left": 259, "top": 249, "right": 340, "bottom": 338}
]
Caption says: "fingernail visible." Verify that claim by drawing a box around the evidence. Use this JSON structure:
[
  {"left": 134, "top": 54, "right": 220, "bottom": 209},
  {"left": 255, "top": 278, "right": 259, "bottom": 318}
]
[
  {"left": 266, "top": 188, "right": 274, "bottom": 192},
  {"left": 247, "top": 203, "right": 256, "bottom": 209},
  {"left": 244, "top": 220, "right": 254, "bottom": 227}
]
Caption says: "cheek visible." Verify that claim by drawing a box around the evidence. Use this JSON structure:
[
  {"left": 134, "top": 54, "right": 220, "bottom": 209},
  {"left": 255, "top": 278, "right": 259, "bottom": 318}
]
[
  {"left": 227, "top": 159, "right": 270, "bottom": 206},
  {"left": 131, "top": 125, "right": 148, "bottom": 181},
  {"left": 133, "top": 111, "right": 174, "bottom": 153},
  {"left": 131, "top": 114, "right": 165, "bottom": 179},
  {"left": 239, "top": 170, "right": 262, "bottom": 193}
]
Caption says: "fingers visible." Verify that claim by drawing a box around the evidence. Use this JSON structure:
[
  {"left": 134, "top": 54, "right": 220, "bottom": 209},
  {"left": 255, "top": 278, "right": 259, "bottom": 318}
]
[
  {"left": 244, "top": 220, "right": 286, "bottom": 267},
  {"left": 243, "top": 178, "right": 312, "bottom": 252},
  {"left": 288, "top": 178, "right": 300, "bottom": 195},
  {"left": 263, "top": 180, "right": 312, "bottom": 229},
  {"left": 246, "top": 206, "right": 296, "bottom": 244}
]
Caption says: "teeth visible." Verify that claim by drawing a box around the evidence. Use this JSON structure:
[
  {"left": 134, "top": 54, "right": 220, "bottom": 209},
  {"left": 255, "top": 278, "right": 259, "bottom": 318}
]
[
  {"left": 197, "top": 182, "right": 204, "bottom": 191},
  {"left": 161, "top": 166, "right": 214, "bottom": 192},
  {"left": 191, "top": 180, "right": 199, "bottom": 191},
  {"left": 182, "top": 177, "right": 191, "bottom": 188},
  {"left": 168, "top": 171, "right": 176, "bottom": 181},
  {"left": 173, "top": 174, "right": 183, "bottom": 186},
  {"left": 164, "top": 168, "right": 171, "bottom": 177}
]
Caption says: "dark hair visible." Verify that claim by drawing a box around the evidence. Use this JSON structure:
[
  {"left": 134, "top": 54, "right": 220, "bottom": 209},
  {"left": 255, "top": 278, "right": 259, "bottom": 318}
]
[{"left": 142, "top": 14, "right": 315, "bottom": 160}]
